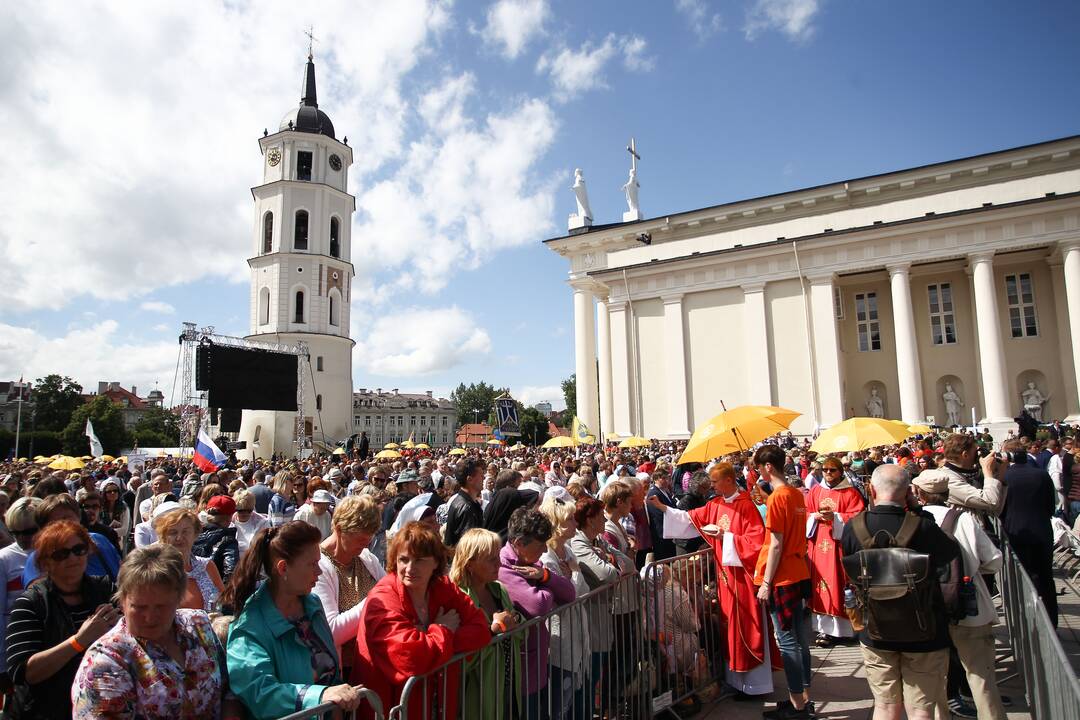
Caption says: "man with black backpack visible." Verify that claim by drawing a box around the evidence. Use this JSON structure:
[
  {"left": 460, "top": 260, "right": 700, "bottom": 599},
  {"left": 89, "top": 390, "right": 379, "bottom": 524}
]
[{"left": 840, "top": 464, "right": 960, "bottom": 720}]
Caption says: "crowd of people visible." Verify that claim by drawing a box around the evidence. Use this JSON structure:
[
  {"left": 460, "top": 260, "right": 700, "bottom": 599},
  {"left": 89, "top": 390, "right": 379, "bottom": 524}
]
[{"left": 0, "top": 422, "right": 1074, "bottom": 720}]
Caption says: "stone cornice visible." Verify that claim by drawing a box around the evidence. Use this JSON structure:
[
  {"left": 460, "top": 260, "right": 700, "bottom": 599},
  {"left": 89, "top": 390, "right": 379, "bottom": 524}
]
[
  {"left": 545, "top": 134, "right": 1080, "bottom": 255},
  {"left": 594, "top": 198, "right": 1080, "bottom": 303}
]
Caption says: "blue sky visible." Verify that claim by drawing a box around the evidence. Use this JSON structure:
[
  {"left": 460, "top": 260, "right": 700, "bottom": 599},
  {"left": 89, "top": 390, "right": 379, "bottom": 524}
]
[{"left": 2, "top": 0, "right": 1078, "bottom": 410}]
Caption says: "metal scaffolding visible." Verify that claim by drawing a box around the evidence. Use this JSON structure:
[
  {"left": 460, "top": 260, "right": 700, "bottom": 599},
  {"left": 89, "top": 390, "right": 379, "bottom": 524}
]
[{"left": 177, "top": 322, "right": 309, "bottom": 455}]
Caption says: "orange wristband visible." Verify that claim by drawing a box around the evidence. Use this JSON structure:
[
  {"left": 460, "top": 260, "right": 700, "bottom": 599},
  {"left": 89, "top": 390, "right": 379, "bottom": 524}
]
[
  {"left": 70, "top": 636, "right": 86, "bottom": 653},
  {"left": 541, "top": 568, "right": 550, "bottom": 583},
  {"left": 492, "top": 620, "right": 507, "bottom": 633}
]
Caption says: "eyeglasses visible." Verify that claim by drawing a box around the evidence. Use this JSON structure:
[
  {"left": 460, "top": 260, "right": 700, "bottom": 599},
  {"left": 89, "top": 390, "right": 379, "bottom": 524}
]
[
  {"left": 49, "top": 543, "right": 89, "bottom": 562},
  {"left": 823, "top": 467, "right": 842, "bottom": 474},
  {"left": 11, "top": 527, "right": 37, "bottom": 539},
  {"left": 104, "top": 488, "right": 119, "bottom": 494}
]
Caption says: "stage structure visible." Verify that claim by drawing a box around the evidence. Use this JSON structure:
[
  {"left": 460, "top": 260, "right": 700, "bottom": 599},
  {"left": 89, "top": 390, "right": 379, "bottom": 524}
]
[{"left": 178, "top": 322, "right": 309, "bottom": 455}]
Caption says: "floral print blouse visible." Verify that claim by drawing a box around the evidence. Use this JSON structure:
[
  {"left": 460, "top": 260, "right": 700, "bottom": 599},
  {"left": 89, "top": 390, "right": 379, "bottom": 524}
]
[{"left": 72, "top": 608, "right": 228, "bottom": 720}]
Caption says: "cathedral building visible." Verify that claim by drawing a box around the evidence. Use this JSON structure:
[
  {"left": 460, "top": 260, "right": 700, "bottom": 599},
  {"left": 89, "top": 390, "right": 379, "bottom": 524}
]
[
  {"left": 238, "top": 53, "right": 355, "bottom": 458},
  {"left": 547, "top": 135, "right": 1080, "bottom": 438}
]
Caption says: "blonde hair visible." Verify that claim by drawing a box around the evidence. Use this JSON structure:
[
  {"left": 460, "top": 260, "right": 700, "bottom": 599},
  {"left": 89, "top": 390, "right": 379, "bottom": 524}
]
[
  {"left": 116, "top": 544, "right": 186, "bottom": 601},
  {"left": 332, "top": 495, "right": 381, "bottom": 534},
  {"left": 5, "top": 496, "right": 42, "bottom": 529},
  {"left": 152, "top": 508, "right": 201, "bottom": 540},
  {"left": 599, "top": 480, "right": 631, "bottom": 510},
  {"left": 233, "top": 489, "right": 255, "bottom": 511},
  {"left": 450, "top": 528, "right": 502, "bottom": 590},
  {"left": 539, "top": 496, "right": 574, "bottom": 550}
]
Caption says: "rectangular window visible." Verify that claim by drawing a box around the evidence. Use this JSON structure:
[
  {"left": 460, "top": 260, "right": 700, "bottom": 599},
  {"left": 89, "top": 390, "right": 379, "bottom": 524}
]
[
  {"left": 442, "top": 416, "right": 448, "bottom": 426},
  {"left": 365, "top": 416, "right": 371, "bottom": 426},
  {"left": 398, "top": 416, "right": 404, "bottom": 427},
  {"left": 854, "top": 292, "right": 881, "bottom": 352},
  {"left": 1005, "top": 272, "right": 1038, "bottom": 338},
  {"left": 296, "top": 151, "right": 313, "bottom": 181},
  {"left": 927, "top": 283, "right": 957, "bottom": 345},
  {"left": 316, "top": 356, "right": 324, "bottom": 372}
]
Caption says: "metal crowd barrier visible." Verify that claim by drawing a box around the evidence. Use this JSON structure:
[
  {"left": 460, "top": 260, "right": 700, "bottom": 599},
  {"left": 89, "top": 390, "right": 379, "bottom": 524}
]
[
  {"left": 1000, "top": 536, "right": 1080, "bottom": 719},
  {"left": 389, "top": 571, "right": 650, "bottom": 720},
  {"left": 640, "top": 548, "right": 725, "bottom": 715},
  {"left": 273, "top": 686, "right": 384, "bottom": 720}
]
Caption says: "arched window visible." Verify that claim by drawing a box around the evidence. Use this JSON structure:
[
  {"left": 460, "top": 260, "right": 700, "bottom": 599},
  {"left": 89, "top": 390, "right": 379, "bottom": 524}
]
[
  {"left": 328, "top": 291, "right": 339, "bottom": 326},
  {"left": 329, "top": 217, "right": 340, "bottom": 258},
  {"left": 294, "top": 290, "right": 305, "bottom": 323},
  {"left": 260, "top": 287, "right": 270, "bottom": 325},
  {"left": 262, "top": 212, "right": 273, "bottom": 254},
  {"left": 294, "top": 210, "right": 309, "bottom": 250}
]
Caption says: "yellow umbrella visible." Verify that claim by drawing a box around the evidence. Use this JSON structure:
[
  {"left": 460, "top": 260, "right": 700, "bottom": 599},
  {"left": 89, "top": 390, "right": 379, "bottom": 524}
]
[
  {"left": 414, "top": 443, "right": 430, "bottom": 450},
  {"left": 605, "top": 432, "right": 622, "bottom": 442},
  {"left": 81, "top": 455, "right": 93, "bottom": 460},
  {"left": 678, "top": 405, "right": 803, "bottom": 464},
  {"left": 401, "top": 440, "right": 415, "bottom": 448},
  {"left": 16, "top": 458, "right": 27, "bottom": 463},
  {"left": 542, "top": 436, "right": 576, "bottom": 448},
  {"left": 448, "top": 448, "right": 466, "bottom": 456},
  {"left": 618, "top": 436, "right": 651, "bottom": 448},
  {"left": 115, "top": 456, "right": 128, "bottom": 464},
  {"left": 810, "top": 417, "right": 916, "bottom": 454},
  {"left": 581, "top": 435, "right": 596, "bottom": 444},
  {"left": 332, "top": 447, "right": 347, "bottom": 455},
  {"left": 383, "top": 443, "right": 399, "bottom": 449},
  {"left": 48, "top": 456, "right": 85, "bottom": 470},
  {"left": 375, "top": 449, "right": 402, "bottom": 459},
  {"left": 486, "top": 439, "right": 504, "bottom": 446},
  {"left": 100, "top": 454, "right": 115, "bottom": 462}
]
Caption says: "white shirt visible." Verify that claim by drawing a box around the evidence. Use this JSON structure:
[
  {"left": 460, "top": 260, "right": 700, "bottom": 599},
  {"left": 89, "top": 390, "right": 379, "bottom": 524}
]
[
  {"left": 231, "top": 511, "right": 270, "bottom": 556},
  {"left": 294, "top": 503, "right": 333, "bottom": 540},
  {"left": 313, "top": 549, "right": 385, "bottom": 655},
  {"left": 923, "top": 504, "right": 1003, "bottom": 627},
  {"left": 133, "top": 521, "right": 157, "bottom": 548}
]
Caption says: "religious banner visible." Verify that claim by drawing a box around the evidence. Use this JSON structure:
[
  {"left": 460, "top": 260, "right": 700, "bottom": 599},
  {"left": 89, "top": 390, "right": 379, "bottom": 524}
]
[{"left": 495, "top": 393, "right": 521, "bottom": 437}]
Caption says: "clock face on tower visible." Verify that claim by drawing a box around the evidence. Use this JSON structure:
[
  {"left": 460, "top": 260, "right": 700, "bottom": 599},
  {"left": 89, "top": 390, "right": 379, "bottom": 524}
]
[
  {"left": 328, "top": 154, "right": 342, "bottom": 172},
  {"left": 267, "top": 147, "right": 282, "bottom": 167}
]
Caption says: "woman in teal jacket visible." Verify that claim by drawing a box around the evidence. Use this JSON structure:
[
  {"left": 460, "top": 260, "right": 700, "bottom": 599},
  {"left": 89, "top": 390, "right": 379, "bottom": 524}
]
[{"left": 222, "top": 521, "right": 364, "bottom": 719}]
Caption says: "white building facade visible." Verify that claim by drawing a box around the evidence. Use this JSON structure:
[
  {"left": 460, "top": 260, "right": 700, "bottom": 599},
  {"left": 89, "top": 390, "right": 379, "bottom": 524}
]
[
  {"left": 239, "top": 54, "right": 355, "bottom": 458},
  {"left": 352, "top": 389, "right": 457, "bottom": 447},
  {"left": 547, "top": 135, "right": 1080, "bottom": 438}
]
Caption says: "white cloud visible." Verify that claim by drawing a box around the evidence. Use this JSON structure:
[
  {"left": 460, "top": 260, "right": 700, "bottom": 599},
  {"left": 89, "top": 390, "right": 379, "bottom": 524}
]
[
  {"left": 353, "top": 85, "right": 558, "bottom": 298},
  {"left": 140, "top": 301, "right": 175, "bottom": 315},
  {"left": 674, "top": 0, "right": 723, "bottom": 41},
  {"left": 354, "top": 307, "right": 492, "bottom": 376},
  {"left": 0, "top": 0, "right": 450, "bottom": 311},
  {"left": 0, "top": 320, "right": 179, "bottom": 403},
  {"left": 515, "top": 384, "right": 566, "bottom": 410},
  {"left": 744, "top": 0, "right": 820, "bottom": 42},
  {"left": 537, "top": 34, "right": 654, "bottom": 102},
  {"left": 478, "top": 0, "right": 550, "bottom": 59}
]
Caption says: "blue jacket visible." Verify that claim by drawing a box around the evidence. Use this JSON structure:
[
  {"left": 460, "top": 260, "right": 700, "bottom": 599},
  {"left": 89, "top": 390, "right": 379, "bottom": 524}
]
[{"left": 226, "top": 583, "right": 342, "bottom": 719}]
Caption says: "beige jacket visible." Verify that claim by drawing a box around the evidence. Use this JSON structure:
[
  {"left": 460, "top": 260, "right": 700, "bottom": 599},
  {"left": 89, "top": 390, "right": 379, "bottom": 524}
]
[{"left": 940, "top": 463, "right": 1005, "bottom": 517}]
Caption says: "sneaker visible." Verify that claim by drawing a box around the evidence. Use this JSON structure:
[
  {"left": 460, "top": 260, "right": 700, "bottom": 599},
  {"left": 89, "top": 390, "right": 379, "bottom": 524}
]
[
  {"left": 762, "top": 700, "right": 810, "bottom": 719},
  {"left": 947, "top": 697, "right": 978, "bottom": 718},
  {"left": 805, "top": 700, "right": 816, "bottom": 717}
]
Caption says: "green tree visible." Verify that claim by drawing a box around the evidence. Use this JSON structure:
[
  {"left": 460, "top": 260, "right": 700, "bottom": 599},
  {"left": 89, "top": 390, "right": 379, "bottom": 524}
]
[
  {"left": 62, "top": 395, "right": 130, "bottom": 455},
  {"left": 32, "top": 374, "right": 84, "bottom": 432},
  {"left": 561, "top": 374, "right": 576, "bottom": 417},
  {"left": 450, "top": 381, "right": 504, "bottom": 427},
  {"left": 132, "top": 406, "right": 181, "bottom": 448},
  {"left": 519, "top": 406, "right": 551, "bottom": 447}
]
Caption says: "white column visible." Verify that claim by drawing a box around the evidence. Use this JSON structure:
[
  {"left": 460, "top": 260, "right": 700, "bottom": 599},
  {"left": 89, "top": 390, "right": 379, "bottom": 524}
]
[
  {"left": 968, "top": 252, "right": 1011, "bottom": 422},
  {"left": 888, "top": 263, "right": 926, "bottom": 423},
  {"left": 1060, "top": 240, "right": 1080, "bottom": 420},
  {"left": 742, "top": 282, "right": 772, "bottom": 405},
  {"left": 809, "top": 274, "right": 845, "bottom": 427},
  {"left": 596, "top": 293, "right": 615, "bottom": 440},
  {"left": 572, "top": 283, "right": 600, "bottom": 435},
  {"left": 608, "top": 300, "right": 634, "bottom": 437},
  {"left": 662, "top": 294, "right": 691, "bottom": 437}
]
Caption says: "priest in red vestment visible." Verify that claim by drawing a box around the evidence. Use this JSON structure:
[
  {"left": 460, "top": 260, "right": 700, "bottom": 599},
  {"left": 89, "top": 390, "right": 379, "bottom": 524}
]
[
  {"left": 649, "top": 462, "right": 778, "bottom": 695},
  {"left": 805, "top": 456, "right": 866, "bottom": 643}
]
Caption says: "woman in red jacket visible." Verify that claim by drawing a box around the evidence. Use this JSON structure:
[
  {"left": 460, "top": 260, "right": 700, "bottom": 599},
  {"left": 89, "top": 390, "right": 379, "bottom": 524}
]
[{"left": 353, "top": 521, "right": 490, "bottom": 719}]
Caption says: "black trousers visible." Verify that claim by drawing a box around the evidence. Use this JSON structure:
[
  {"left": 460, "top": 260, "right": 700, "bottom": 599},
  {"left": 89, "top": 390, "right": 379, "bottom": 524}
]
[{"left": 1008, "top": 536, "right": 1058, "bottom": 628}]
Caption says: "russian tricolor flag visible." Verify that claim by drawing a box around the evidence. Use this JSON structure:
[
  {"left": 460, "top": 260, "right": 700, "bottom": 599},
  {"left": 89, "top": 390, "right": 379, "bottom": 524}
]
[{"left": 193, "top": 429, "right": 227, "bottom": 472}]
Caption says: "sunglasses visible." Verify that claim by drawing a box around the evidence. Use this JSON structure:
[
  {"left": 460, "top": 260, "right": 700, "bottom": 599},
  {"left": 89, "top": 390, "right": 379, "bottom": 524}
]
[
  {"left": 823, "top": 467, "right": 842, "bottom": 473},
  {"left": 49, "top": 543, "right": 89, "bottom": 562},
  {"left": 11, "top": 526, "right": 38, "bottom": 539},
  {"left": 104, "top": 488, "right": 119, "bottom": 494}
]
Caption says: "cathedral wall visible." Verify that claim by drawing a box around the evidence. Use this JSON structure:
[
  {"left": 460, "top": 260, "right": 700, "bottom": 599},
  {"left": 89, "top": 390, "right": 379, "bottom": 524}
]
[
  {"left": 684, "top": 287, "right": 746, "bottom": 427},
  {"left": 765, "top": 279, "right": 815, "bottom": 435},
  {"left": 633, "top": 298, "right": 668, "bottom": 439}
]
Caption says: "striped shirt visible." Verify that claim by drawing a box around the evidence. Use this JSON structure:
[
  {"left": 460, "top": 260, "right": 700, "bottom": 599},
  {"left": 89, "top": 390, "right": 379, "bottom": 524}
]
[{"left": 7, "top": 590, "right": 96, "bottom": 686}]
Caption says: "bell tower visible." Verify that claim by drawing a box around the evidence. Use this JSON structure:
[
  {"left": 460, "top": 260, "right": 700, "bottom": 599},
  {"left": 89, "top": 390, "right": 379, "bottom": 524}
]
[{"left": 238, "top": 51, "right": 355, "bottom": 459}]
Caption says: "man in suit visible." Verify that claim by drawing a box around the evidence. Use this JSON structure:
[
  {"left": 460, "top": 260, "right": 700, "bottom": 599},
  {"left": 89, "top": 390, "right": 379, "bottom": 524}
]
[
  {"left": 841, "top": 464, "right": 960, "bottom": 720},
  {"left": 645, "top": 468, "right": 677, "bottom": 559},
  {"left": 357, "top": 431, "right": 370, "bottom": 460},
  {"left": 1001, "top": 438, "right": 1058, "bottom": 626}
]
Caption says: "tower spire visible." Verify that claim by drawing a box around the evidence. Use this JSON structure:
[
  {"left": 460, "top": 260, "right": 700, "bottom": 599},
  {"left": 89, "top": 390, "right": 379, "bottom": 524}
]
[{"left": 301, "top": 26, "right": 318, "bottom": 107}]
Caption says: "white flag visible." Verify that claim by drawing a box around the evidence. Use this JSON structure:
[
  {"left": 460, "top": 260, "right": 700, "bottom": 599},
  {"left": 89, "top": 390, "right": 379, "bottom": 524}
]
[{"left": 85, "top": 419, "right": 103, "bottom": 458}]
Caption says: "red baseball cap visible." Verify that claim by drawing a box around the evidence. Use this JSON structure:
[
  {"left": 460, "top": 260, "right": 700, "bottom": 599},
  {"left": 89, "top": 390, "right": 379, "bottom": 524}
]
[{"left": 207, "top": 495, "right": 236, "bottom": 516}]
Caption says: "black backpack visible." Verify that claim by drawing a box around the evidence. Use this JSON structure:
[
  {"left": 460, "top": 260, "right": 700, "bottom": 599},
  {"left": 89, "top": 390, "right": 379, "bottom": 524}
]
[{"left": 842, "top": 512, "right": 937, "bottom": 643}]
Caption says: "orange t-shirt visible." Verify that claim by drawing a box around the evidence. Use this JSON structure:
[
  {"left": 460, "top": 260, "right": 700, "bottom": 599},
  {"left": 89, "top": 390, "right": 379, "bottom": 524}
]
[{"left": 754, "top": 483, "right": 810, "bottom": 587}]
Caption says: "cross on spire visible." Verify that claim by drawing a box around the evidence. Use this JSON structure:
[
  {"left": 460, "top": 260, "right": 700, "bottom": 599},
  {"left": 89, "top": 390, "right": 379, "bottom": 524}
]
[
  {"left": 626, "top": 137, "right": 640, "bottom": 172},
  {"left": 304, "top": 25, "right": 318, "bottom": 60}
]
